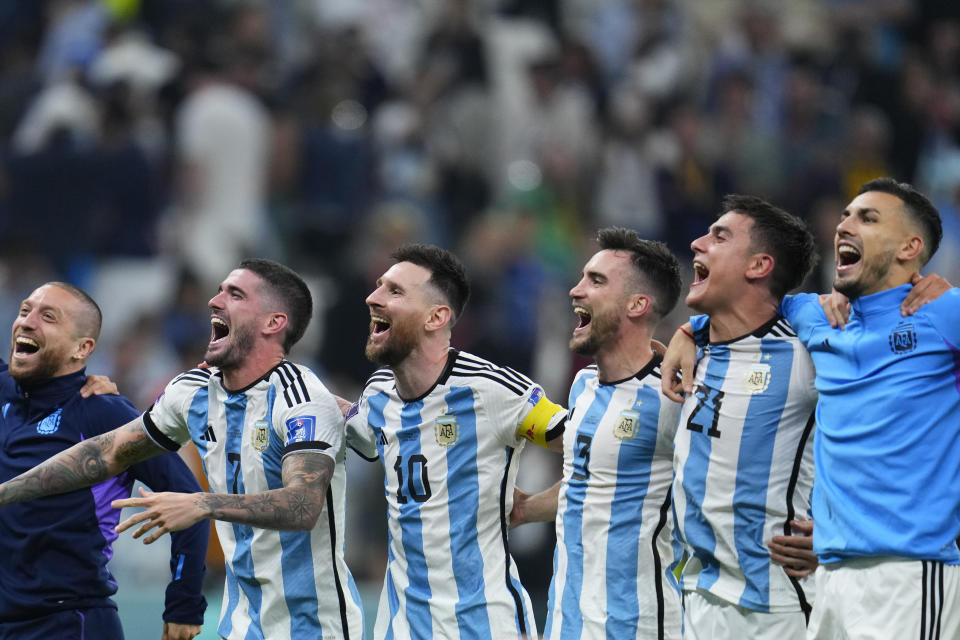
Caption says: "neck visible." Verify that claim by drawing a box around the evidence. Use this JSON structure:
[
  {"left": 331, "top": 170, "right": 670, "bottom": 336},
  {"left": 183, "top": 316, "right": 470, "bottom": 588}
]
[
  {"left": 592, "top": 330, "right": 655, "bottom": 383},
  {"left": 392, "top": 340, "right": 451, "bottom": 400},
  {"left": 220, "top": 350, "right": 285, "bottom": 391},
  {"left": 706, "top": 295, "right": 779, "bottom": 342}
]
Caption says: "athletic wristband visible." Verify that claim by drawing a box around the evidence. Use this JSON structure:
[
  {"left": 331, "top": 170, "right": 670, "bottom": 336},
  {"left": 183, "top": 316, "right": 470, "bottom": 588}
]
[{"left": 679, "top": 325, "right": 694, "bottom": 340}]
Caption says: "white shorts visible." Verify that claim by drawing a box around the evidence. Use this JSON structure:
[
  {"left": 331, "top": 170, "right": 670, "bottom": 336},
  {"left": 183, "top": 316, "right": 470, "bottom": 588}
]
[
  {"left": 683, "top": 589, "right": 807, "bottom": 640},
  {"left": 808, "top": 557, "right": 960, "bottom": 640}
]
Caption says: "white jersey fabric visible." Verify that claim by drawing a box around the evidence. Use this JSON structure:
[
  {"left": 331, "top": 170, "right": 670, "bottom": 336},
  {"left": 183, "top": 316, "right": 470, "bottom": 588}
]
[
  {"left": 346, "top": 349, "right": 567, "bottom": 640},
  {"left": 674, "top": 316, "right": 817, "bottom": 615},
  {"left": 546, "top": 355, "right": 683, "bottom": 640},
  {"left": 142, "top": 364, "right": 364, "bottom": 640}
]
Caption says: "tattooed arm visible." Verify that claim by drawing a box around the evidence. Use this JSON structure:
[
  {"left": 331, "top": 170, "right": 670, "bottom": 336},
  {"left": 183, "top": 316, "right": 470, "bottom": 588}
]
[
  {"left": 0, "top": 420, "right": 165, "bottom": 507},
  {"left": 113, "top": 451, "right": 334, "bottom": 543}
]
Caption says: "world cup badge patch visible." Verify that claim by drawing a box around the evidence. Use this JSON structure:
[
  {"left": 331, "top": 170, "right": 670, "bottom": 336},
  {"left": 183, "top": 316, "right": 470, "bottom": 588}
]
[
  {"left": 743, "top": 363, "right": 771, "bottom": 394},
  {"left": 613, "top": 409, "right": 640, "bottom": 441},
  {"left": 435, "top": 414, "right": 459, "bottom": 447},
  {"left": 253, "top": 419, "right": 270, "bottom": 452},
  {"left": 889, "top": 322, "right": 917, "bottom": 354}
]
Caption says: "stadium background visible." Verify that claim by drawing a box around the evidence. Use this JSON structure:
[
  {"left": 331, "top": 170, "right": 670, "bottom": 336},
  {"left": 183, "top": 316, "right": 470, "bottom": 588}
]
[{"left": 2, "top": 0, "right": 960, "bottom": 637}]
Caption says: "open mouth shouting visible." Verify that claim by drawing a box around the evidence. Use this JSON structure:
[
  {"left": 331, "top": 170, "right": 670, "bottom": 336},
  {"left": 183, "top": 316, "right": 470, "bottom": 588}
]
[
  {"left": 573, "top": 306, "right": 592, "bottom": 334},
  {"left": 12, "top": 334, "right": 40, "bottom": 361},
  {"left": 210, "top": 316, "right": 230, "bottom": 347},
  {"left": 836, "top": 241, "right": 862, "bottom": 276},
  {"left": 691, "top": 260, "right": 710, "bottom": 287},
  {"left": 369, "top": 315, "right": 391, "bottom": 340}
]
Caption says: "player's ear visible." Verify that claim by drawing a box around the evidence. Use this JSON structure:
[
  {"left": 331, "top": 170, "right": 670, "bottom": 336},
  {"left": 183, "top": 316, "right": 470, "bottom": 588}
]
[
  {"left": 626, "top": 294, "right": 651, "bottom": 319},
  {"left": 264, "top": 312, "right": 288, "bottom": 337},
  {"left": 745, "top": 253, "right": 775, "bottom": 282},
  {"left": 425, "top": 304, "right": 451, "bottom": 332},
  {"left": 898, "top": 234, "right": 924, "bottom": 263},
  {"left": 71, "top": 337, "right": 96, "bottom": 361}
]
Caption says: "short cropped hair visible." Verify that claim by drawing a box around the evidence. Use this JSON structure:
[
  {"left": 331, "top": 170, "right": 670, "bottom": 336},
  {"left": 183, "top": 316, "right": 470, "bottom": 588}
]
[
  {"left": 391, "top": 244, "right": 471, "bottom": 323},
  {"left": 721, "top": 194, "right": 817, "bottom": 299},
  {"left": 857, "top": 177, "right": 942, "bottom": 265},
  {"left": 239, "top": 259, "right": 313, "bottom": 353},
  {"left": 48, "top": 282, "right": 102, "bottom": 341},
  {"left": 596, "top": 227, "right": 681, "bottom": 319}
]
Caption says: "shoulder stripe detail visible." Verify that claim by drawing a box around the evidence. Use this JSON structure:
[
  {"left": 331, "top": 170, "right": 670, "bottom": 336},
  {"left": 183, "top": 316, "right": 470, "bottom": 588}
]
[
  {"left": 172, "top": 368, "right": 212, "bottom": 386},
  {"left": 449, "top": 368, "right": 525, "bottom": 396},
  {"left": 276, "top": 362, "right": 311, "bottom": 408},
  {"left": 455, "top": 352, "right": 533, "bottom": 387},
  {"left": 769, "top": 318, "right": 798, "bottom": 338},
  {"left": 361, "top": 368, "right": 395, "bottom": 394}
]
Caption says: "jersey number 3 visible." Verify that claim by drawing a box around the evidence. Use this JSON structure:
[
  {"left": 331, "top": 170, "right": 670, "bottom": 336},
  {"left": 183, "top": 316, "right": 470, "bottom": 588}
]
[{"left": 686, "top": 385, "right": 724, "bottom": 438}]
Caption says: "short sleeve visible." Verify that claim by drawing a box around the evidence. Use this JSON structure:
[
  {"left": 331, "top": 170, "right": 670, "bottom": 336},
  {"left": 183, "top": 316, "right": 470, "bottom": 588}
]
[
  {"left": 689, "top": 314, "right": 710, "bottom": 346},
  {"left": 142, "top": 368, "right": 211, "bottom": 451},
  {"left": 345, "top": 399, "right": 379, "bottom": 461},
  {"left": 270, "top": 365, "right": 344, "bottom": 460}
]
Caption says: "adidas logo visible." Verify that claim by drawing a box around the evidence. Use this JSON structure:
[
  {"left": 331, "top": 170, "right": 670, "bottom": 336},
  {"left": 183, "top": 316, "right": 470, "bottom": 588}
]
[{"left": 202, "top": 425, "right": 217, "bottom": 442}]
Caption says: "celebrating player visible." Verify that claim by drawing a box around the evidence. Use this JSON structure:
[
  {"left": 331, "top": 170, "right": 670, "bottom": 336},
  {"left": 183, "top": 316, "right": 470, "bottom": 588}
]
[
  {"left": 511, "top": 228, "right": 685, "bottom": 639},
  {"left": 346, "top": 244, "right": 567, "bottom": 639},
  {"left": 0, "top": 282, "right": 208, "bottom": 640},
  {"left": 0, "top": 260, "right": 364, "bottom": 640}
]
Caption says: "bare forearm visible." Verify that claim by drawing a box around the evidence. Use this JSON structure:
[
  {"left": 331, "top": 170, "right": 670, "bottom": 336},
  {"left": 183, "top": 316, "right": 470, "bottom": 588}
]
[
  {"left": 0, "top": 421, "right": 160, "bottom": 506},
  {"left": 197, "top": 452, "right": 333, "bottom": 530},
  {"left": 520, "top": 482, "right": 561, "bottom": 523}
]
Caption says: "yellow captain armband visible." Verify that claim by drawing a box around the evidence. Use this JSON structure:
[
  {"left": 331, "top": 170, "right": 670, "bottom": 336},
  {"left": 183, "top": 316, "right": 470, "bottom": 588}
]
[{"left": 517, "top": 389, "right": 564, "bottom": 448}]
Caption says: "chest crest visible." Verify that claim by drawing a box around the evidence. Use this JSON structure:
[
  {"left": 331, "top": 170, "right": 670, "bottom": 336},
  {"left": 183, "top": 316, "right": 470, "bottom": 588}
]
[
  {"left": 435, "top": 414, "right": 459, "bottom": 447},
  {"left": 613, "top": 408, "right": 640, "bottom": 441},
  {"left": 252, "top": 418, "right": 270, "bottom": 452}
]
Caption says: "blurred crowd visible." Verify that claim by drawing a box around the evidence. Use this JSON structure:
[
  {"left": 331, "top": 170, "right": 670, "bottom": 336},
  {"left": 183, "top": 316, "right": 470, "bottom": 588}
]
[{"left": 2, "top": 0, "right": 960, "bottom": 619}]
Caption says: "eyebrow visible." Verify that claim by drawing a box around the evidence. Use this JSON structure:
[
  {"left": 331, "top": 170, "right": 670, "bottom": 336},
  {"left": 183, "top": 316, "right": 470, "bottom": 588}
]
[
  {"left": 710, "top": 224, "right": 731, "bottom": 236},
  {"left": 222, "top": 284, "right": 247, "bottom": 297},
  {"left": 585, "top": 269, "right": 607, "bottom": 282}
]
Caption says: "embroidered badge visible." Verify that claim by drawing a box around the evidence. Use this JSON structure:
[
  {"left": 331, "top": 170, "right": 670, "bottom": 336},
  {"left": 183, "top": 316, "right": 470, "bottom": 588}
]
[
  {"left": 435, "top": 414, "right": 459, "bottom": 447},
  {"left": 743, "top": 363, "right": 771, "bottom": 394},
  {"left": 253, "top": 419, "right": 270, "bottom": 451},
  {"left": 37, "top": 408, "right": 62, "bottom": 435},
  {"left": 285, "top": 416, "right": 316, "bottom": 444},
  {"left": 889, "top": 322, "right": 917, "bottom": 354},
  {"left": 613, "top": 408, "right": 640, "bottom": 441}
]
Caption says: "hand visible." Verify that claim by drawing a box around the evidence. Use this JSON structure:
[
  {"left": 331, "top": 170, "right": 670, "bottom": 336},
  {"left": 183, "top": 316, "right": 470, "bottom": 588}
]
[
  {"left": 768, "top": 519, "right": 818, "bottom": 579},
  {"left": 162, "top": 621, "right": 203, "bottom": 640},
  {"left": 80, "top": 374, "right": 119, "bottom": 398},
  {"left": 901, "top": 272, "right": 952, "bottom": 316},
  {"left": 509, "top": 487, "right": 531, "bottom": 528},
  {"left": 113, "top": 487, "right": 207, "bottom": 544},
  {"left": 661, "top": 326, "right": 696, "bottom": 403},
  {"left": 818, "top": 290, "right": 851, "bottom": 329}
]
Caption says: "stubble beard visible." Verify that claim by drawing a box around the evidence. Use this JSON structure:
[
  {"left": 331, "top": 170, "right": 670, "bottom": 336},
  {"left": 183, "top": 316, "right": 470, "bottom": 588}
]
[
  {"left": 569, "top": 311, "right": 620, "bottom": 357},
  {"left": 205, "top": 323, "right": 256, "bottom": 371},
  {"left": 833, "top": 247, "right": 896, "bottom": 300},
  {"left": 8, "top": 345, "right": 65, "bottom": 385},
  {"left": 365, "top": 323, "right": 418, "bottom": 367}
]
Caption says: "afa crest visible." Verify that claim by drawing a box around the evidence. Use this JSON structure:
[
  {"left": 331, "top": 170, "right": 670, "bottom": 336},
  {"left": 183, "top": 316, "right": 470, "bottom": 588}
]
[
  {"left": 435, "top": 414, "right": 459, "bottom": 447},
  {"left": 889, "top": 322, "right": 917, "bottom": 354},
  {"left": 37, "top": 408, "right": 62, "bottom": 435},
  {"left": 743, "top": 363, "right": 771, "bottom": 394},
  {"left": 613, "top": 409, "right": 640, "bottom": 441},
  {"left": 253, "top": 419, "right": 270, "bottom": 452}
]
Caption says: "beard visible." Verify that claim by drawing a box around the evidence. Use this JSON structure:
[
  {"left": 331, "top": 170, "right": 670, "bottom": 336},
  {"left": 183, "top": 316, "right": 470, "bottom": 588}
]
[
  {"left": 569, "top": 309, "right": 620, "bottom": 357},
  {"left": 8, "top": 344, "right": 68, "bottom": 385},
  {"left": 365, "top": 320, "right": 418, "bottom": 367},
  {"left": 833, "top": 247, "right": 896, "bottom": 300},
  {"left": 205, "top": 322, "right": 256, "bottom": 371}
]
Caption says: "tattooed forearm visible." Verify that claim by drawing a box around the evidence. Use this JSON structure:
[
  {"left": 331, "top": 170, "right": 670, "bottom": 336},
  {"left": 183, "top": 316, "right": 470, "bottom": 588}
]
[
  {"left": 0, "top": 420, "right": 163, "bottom": 507},
  {"left": 196, "top": 452, "right": 333, "bottom": 530}
]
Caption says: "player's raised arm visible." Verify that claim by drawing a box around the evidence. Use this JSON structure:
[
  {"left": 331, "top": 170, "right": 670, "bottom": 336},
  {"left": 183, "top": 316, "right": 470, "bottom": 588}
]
[
  {"left": 0, "top": 419, "right": 165, "bottom": 507},
  {"left": 114, "top": 449, "right": 334, "bottom": 544}
]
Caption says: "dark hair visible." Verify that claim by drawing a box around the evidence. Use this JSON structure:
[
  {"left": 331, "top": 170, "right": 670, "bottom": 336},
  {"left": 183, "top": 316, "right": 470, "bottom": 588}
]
[
  {"left": 48, "top": 282, "right": 102, "bottom": 341},
  {"left": 857, "top": 177, "right": 942, "bottom": 264},
  {"left": 391, "top": 244, "right": 471, "bottom": 322},
  {"left": 596, "top": 227, "right": 681, "bottom": 319},
  {"left": 239, "top": 259, "right": 313, "bottom": 352},
  {"left": 721, "top": 194, "right": 818, "bottom": 298}
]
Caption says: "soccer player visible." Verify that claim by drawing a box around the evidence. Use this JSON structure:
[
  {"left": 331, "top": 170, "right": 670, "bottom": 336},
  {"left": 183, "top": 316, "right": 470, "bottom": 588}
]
[
  {"left": 345, "top": 244, "right": 567, "bottom": 639},
  {"left": 666, "top": 195, "right": 820, "bottom": 639},
  {"left": 510, "top": 228, "right": 685, "bottom": 639},
  {"left": 0, "top": 282, "right": 208, "bottom": 640},
  {"left": 0, "top": 260, "right": 364, "bottom": 640},
  {"left": 774, "top": 178, "right": 960, "bottom": 639}
]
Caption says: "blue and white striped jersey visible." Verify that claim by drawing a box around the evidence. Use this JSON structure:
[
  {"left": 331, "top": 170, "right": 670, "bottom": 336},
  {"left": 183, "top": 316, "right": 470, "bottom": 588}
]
[
  {"left": 346, "top": 349, "right": 567, "bottom": 640},
  {"left": 546, "top": 355, "right": 683, "bottom": 640},
  {"left": 142, "top": 363, "right": 364, "bottom": 640},
  {"left": 673, "top": 316, "right": 817, "bottom": 613}
]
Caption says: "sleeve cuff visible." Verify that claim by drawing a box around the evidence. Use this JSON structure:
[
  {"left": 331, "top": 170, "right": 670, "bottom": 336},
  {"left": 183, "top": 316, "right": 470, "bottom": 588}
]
[{"left": 142, "top": 409, "right": 181, "bottom": 452}]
